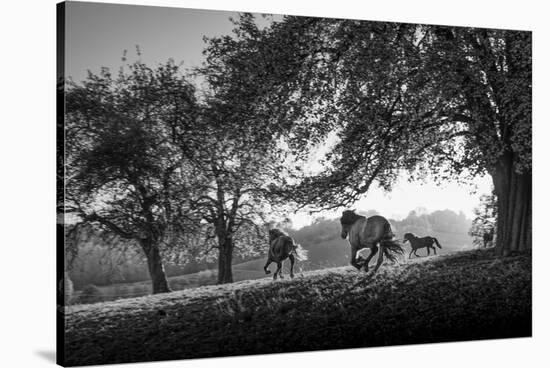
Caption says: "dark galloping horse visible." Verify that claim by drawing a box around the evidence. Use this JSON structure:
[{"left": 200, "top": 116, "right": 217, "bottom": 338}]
[
  {"left": 483, "top": 227, "right": 494, "bottom": 248},
  {"left": 263, "top": 229, "right": 306, "bottom": 280},
  {"left": 340, "top": 210, "right": 404, "bottom": 273},
  {"left": 403, "top": 233, "right": 442, "bottom": 258}
]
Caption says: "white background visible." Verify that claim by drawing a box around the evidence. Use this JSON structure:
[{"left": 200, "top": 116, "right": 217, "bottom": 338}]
[{"left": 0, "top": 0, "right": 548, "bottom": 367}]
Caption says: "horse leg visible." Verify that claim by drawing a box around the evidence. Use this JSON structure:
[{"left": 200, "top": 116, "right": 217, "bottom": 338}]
[
  {"left": 274, "top": 262, "right": 282, "bottom": 280},
  {"left": 426, "top": 246, "right": 430, "bottom": 256},
  {"left": 288, "top": 254, "right": 295, "bottom": 278},
  {"left": 264, "top": 259, "right": 272, "bottom": 274},
  {"left": 432, "top": 245, "right": 437, "bottom": 255},
  {"left": 408, "top": 249, "right": 414, "bottom": 259},
  {"left": 350, "top": 247, "right": 362, "bottom": 270},
  {"left": 413, "top": 249, "right": 418, "bottom": 257},
  {"left": 362, "top": 244, "right": 378, "bottom": 272},
  {"left": 373, "top": 245, "right": 385, "bottom": 273}
]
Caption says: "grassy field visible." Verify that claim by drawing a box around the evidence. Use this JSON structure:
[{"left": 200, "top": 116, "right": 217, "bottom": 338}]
[
  {"left": 63, "top": 248, "right": 531, "bottom": 366},
  {"left": 71, "top": 234, "right": 476, "bottom": 305},
  {"left": 72, "top": 257, "right": 305, "bottom": 304}
]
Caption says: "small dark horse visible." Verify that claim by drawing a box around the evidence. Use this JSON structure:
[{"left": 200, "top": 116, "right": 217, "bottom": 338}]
[
  {"left": 403, "top": 233, "right": 442, "bottom": 258},
  {"left": 340, "top": 210, "right": 404, "bottom": 273},
  {"left": 483, "top": 227, "right": 495, "bottom": 248},
  {"left": 263, "top": 229, "right": 306, "bottom": 280}
]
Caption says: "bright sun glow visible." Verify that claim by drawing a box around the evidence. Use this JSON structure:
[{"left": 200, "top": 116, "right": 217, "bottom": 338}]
[{"left": 289, "top": 174, "right": 493, "bottom": 228}]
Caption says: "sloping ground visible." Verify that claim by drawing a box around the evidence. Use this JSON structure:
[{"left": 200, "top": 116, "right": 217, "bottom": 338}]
[
  {"left": 63, "top": 249, "right": 531, "bottom": 366},
  {"left": 73, "top": 256, "right": 300, "bottom": 304}
]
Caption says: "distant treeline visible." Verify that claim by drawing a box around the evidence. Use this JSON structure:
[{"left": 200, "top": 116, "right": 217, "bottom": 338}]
[
  {"left": 288, "top": 209, "right": 472, "bottom": 270},
  {"left": 67, "top": 209, "right": 472, "bottom": 289},
  {"left": 67, "top": 225, "right": 253, "bottom": 290}
]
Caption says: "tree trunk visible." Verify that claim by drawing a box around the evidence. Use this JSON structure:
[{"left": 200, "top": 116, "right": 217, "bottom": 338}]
[
  {"left": 217, "top": 237, "right": 234, "bottom": 284},
  {"left": 492, "top": 153, "right": 532, "bottom": 255},
  {"left": 141, "top": 239, "right": 171, "bottom": 294}
]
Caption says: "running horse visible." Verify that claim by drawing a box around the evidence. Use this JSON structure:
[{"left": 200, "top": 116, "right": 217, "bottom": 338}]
[
  {"left": 263, "top": 229, "right": 306, "bottom": 280},
  {"left": 403, "top": 232, "right": 442, "bottom": 258},
  {"left": 340, "top": 210, "right": 404, "bottom": 273}
]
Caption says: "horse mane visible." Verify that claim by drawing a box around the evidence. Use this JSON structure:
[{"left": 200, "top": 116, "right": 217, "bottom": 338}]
[
  {"left": 404, "top": 232, "right": 417, "bottom": 240},
  {"left": 269, "top": 228, "right": 288, "bottom": 242},
  {"left": 340, "top": 210, "right": 364, "bottom": 225}
]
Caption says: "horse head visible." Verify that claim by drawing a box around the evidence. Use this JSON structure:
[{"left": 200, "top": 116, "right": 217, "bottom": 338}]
[
  {"left": 403, "top": 232, "right": 415, "bottom": 243},
  {"left": 340, "top": 210, "right": 360, "bottom": 239},
  {"left": 268, "top": 228, "right": 287, "bottom": 242}
]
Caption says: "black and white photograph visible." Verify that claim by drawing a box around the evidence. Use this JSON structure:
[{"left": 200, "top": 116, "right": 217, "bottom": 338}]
[
  {"left": 54, "top": 1, "right": 535, "bottom": 366},
  {"left": 3, "top": 0, "right": 546, "bottom": 367}
]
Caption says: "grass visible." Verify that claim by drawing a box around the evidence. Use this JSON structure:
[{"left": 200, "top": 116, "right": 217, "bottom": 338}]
[
  {"left": 71, "top": 257, "right": 302, "bottom": 304},
  {"left": 62, "top": 248, "right": 531, "bottom": 366}
]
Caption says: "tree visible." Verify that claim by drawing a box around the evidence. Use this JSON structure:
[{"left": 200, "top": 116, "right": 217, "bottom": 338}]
[
  {"left": 186, "top": 18, "right": 295, "bottom": 283},
  {"left": 64, "top": 59, "right": 201, "bottom": 293},
  {"left": 182, "top": 133, "right": 281, "bottom": 283},
  {"left": 218, "top": 16, "right": 531, "bottom": 255}
]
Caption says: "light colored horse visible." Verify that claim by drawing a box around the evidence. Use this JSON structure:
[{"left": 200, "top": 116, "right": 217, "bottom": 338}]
[{"left": 340, "top": 210, "right": 404, "bottom": 273}]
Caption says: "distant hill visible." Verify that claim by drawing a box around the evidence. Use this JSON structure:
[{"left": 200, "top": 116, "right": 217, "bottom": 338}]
[{"left": 64, "top": 248, "right": 531, "bottom": 366}]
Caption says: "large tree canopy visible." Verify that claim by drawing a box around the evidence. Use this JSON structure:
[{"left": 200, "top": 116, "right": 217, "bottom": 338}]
[
  {"left": 65, "top": 60, "right": 205, "bottom": 293},
  {"left": 64, "top": 52, "right": 293, "bottom": 288},
  {"left": 220, "top": 15, "right": 531, "bottom": 255}
]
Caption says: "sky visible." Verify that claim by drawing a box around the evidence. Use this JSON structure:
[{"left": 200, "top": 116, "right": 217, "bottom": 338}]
[
  {"left": 64, "top": 1, "right": 493, "bottom": 229},
  {"left": 65, "top": 2, "right": 267, "bottom": 83}
]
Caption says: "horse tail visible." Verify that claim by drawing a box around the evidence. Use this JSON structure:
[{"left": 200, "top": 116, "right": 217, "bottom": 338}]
[
  {"left": 383, "top": 220, "right": 395, "bottom": 239},
  {"left": 291, "top": 242, "right": 308, "bottom": 261},
  {"left": 432, "top": 237, "right": 442, "bottom": 249},
  {"left": 381, "top": 239, "right": 404, "bottom": 263}
]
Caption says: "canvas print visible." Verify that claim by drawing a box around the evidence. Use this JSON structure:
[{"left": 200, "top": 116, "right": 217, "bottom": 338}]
[{"left": 57, "top": 1, "right": 532, "bottom": 366}]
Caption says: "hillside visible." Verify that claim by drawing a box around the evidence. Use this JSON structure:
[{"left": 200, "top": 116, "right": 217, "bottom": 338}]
[
  {"left": 72, "top": 233, "right": 473, "bottom": 304},
  {"left": 62, "top": 249, "right": 531, "bottom": 366},
  {"left": 68, "top": 209, "right": 473, "bottom": 290}
]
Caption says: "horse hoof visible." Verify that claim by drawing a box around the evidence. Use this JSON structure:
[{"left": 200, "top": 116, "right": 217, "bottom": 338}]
[
  {"left": 265, "top": 270, "right": 271, "bottom": 274},
  {"left": 290, "top": 274, "right": 294, "bottom": 279}
]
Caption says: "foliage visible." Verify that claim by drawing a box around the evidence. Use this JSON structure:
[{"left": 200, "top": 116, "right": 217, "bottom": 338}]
[
  {"left": 233, "top": 18, "right": 532, "bottom": 208},
  {"left": 65, "top": 59, "right": 200, "bottom": 243},
  {"left": 212, "top": 15, "right": 531, "bottom": 253},
  {"left": 64, "top": 52, "right": 292, "bottom": 286},
  {"left": 188, "top": 22, "right": 305, "bottom": 282},
  {"left": 469, "top": 192, "right": 498, "bottom": 246},
  {"left": 64, "top": 59, "right": 204, "bottom": 292},
  {"left": 64, "top": 249, "right": 531, "bottom": 365}
]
